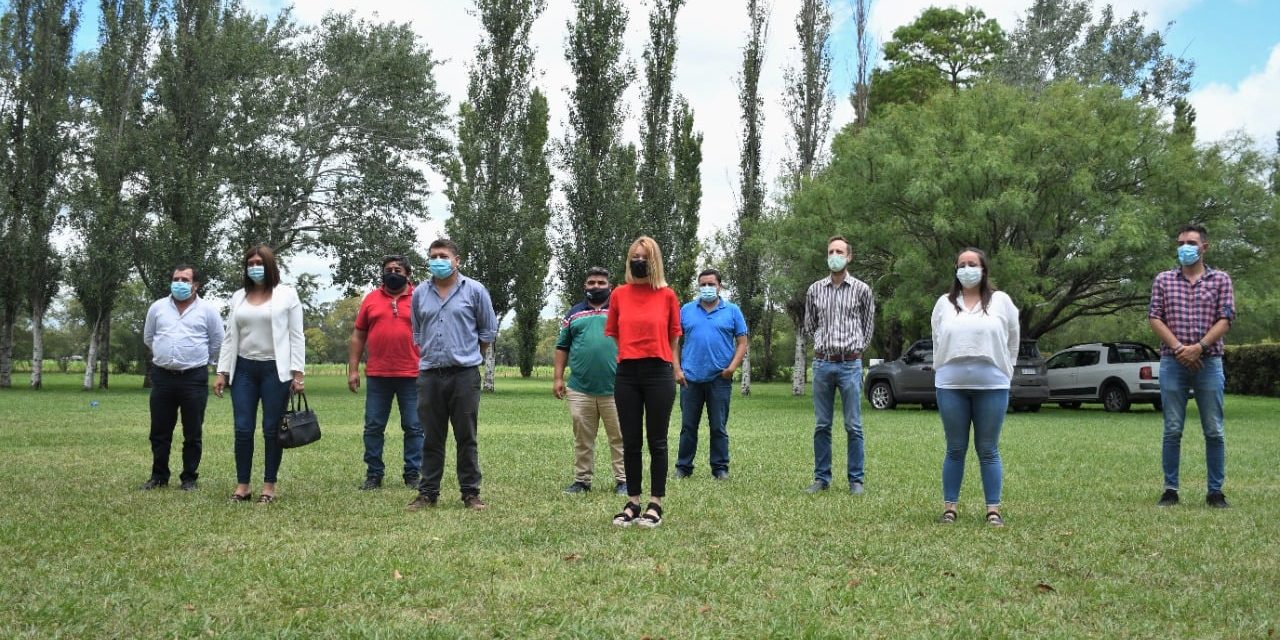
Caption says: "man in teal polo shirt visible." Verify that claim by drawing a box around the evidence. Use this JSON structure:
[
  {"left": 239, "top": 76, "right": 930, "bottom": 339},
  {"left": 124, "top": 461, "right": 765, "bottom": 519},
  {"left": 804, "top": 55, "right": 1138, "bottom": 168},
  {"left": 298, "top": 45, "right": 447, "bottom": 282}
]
[
  {"left": 553, "top": 267, "right": 627, "bottom": 495},
  {"left": 675, "top": 269, "right": 749, "bottom": 480}
]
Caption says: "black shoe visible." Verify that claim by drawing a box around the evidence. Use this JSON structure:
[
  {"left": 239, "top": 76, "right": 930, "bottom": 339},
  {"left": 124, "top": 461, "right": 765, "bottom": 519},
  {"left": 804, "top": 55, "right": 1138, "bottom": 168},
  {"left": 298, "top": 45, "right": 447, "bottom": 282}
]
[
  {"left": 673, "top": 468, "right": 692, "bottom": 479},
  {"left": 1157, "top": 489, "right": 1179, "bottom": 507},
  {"left": 563, "top": 481, "right": 591, "bottom": 495},
  {"left": 614, "top": 482, "right": 628, "bottom": 496},
  {"left": 179, "top": 479, "right": 197, "bottom": 491},
  {"left": 403, "top": 474, "right": 421, "bottom": 489},
  {"left": 360, "top": 476, "right": 383, "bottom": 491},
  {"left": 1206, "top": 491, "right": 1230, "bottom": 509},
  {"left": 804, "top": 481, "right": 829, "bottom": 494},
  {"left": 462, "top": 494, "right": 488, "bottom": 511},
  {"left": 713, "top": 470, "right": 729, "bottom": 480},
  {"left": 140, "top": 478, "right": 167, "bottom": 491},
  {"left": 406, "top": 495, "right": 437, "bottom": 511}
]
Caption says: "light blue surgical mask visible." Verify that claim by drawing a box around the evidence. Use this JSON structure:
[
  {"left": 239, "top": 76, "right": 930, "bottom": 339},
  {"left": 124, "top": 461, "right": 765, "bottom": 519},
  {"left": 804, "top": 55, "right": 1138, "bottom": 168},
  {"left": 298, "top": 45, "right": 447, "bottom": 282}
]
[
  {"left": 428, "top": 258, "right": 454, "bottom": 280},
  {"left": 956, "top": 266, "right": 983, "bottom": 288},
  {"left": 827, "top": 254, "right": 847, "bottom": 272},
  {"left": 1177, "top": 244, "right": 1200, "bottom": 266},
  {"left": 698, "top": 285, "right": 719, "bottom": 303},
  {"left": 170, "top": 281, "right": 193, "bottom": 301},
  {"left": 246, "top": 265, "right": 266, "bottom": 283}
]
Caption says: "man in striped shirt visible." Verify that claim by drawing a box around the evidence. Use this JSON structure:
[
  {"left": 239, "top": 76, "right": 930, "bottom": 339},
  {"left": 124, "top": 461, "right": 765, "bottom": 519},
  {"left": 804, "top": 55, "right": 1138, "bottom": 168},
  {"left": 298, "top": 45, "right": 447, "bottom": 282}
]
[
  {"left": 1149, "top": 223, "right": 1235, "bottom": 509},
  {"left": 803, "top": 235, "right": 876, "bottom": 495}
]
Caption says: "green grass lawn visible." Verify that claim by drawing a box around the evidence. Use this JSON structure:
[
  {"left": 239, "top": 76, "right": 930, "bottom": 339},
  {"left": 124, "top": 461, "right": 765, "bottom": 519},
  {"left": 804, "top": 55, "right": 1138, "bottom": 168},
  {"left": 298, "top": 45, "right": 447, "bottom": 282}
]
[{"left": 1, "top": 373, "right": 1277, "bottom": 638}]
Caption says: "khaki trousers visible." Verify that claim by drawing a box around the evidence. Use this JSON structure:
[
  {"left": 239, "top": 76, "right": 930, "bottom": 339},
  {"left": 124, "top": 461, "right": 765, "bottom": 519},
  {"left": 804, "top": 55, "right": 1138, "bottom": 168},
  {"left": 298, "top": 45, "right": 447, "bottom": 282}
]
[{"left": 567, "top": 388, "right": 625, "bottom": 485}]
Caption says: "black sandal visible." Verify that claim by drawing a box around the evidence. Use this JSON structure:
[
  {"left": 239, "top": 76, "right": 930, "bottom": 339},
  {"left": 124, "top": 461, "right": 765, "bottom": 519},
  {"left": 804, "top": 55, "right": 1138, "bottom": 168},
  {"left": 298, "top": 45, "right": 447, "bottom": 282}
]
[
  {"left": 230, "top": 492, "right": 252, "bottom": 503},
  {"left": 985, "top": 511, "right": 1004, "bottom": 527},
  {"left": 257, "top": 494, "right": 275, "bottom": 505},
  {"left": 636, "top": 502, "right": 663, "bottom": 528},
  {"left": 613, "top": 501, "right": 641, "bottom": 527},
  {"left": 938, "top": 509, "right": 957, "bottom": 524}
]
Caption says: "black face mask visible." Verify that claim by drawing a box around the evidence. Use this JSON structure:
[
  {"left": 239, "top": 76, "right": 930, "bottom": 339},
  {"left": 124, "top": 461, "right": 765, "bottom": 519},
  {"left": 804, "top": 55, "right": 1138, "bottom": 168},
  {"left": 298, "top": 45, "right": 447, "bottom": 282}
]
[
  {"left": 630, "top": 259, "right": 649, "bottom": 279},
  {"left": 585, "top": 287, "right": 610, "bottom": 304},
  {"left": 382, "top": 271, "right": 408, "bottom": 291}
]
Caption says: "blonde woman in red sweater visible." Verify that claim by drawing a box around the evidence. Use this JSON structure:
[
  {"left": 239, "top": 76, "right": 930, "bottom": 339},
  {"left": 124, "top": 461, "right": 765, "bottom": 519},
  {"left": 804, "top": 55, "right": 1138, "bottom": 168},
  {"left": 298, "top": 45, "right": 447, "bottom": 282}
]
[{"left": 606, "top": 236, "right": 685, "bottom": 528}]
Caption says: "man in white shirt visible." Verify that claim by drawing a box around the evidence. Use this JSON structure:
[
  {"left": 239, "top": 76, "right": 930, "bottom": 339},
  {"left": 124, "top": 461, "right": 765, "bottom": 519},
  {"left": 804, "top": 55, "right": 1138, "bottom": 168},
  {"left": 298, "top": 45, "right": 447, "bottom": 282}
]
[{"left": 141, "top": 265, "right": 223, "bottom": 491}]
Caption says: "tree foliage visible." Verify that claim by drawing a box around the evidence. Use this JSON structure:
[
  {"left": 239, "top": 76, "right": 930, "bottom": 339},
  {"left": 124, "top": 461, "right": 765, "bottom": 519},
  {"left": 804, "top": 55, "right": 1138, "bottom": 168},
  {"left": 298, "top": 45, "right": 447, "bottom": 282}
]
[
  {"left": 795, "top": 82, "right": 1276, "bottom": 357},
  {"left": 870, "top": 6, "right": 1002, "bottom": 116}
]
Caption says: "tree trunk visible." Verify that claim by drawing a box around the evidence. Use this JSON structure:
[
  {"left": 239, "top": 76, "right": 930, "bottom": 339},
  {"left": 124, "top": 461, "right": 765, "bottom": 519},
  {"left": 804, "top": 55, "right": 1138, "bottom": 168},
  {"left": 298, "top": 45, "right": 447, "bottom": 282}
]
[
  {"left": 98, "top": 317, "right": 111, "bottom": 389},
  {"left": 0, "top": 310, "right": 13, "bottom": 388},
  {"left": 482, "top": 343, "right": 496, "bottom": 392},
  {"left": 792, "top": 327, "right": 806, "bottom": 396},
  {"left": 83, "top": 314, "right": 102, "bottom": 390},
  {"left": 760, "top": 311, "right": 775, "bottom": 382},
  {"left": 739, "top": 350, "right": 752, "bottom": 396},
  {"left": 30, "top": 304, "right": 46, "bottom": 390}
]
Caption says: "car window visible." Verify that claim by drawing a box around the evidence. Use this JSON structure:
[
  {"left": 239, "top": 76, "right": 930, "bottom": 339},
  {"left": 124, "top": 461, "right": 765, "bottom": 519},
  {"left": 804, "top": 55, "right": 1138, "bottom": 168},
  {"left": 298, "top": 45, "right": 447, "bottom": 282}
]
[
  {"left": 1111, "top": 344, "right": 1153, "bottom": 364},
  {"left": 1018, "top": 341, "right": 1041, "bottom": 358},
  {"left": 1077, "top": 350, "right": 1100, "bottom": 366},
  {"left": 1047, "top": 352, "right": 1077, "bottom": 369}
]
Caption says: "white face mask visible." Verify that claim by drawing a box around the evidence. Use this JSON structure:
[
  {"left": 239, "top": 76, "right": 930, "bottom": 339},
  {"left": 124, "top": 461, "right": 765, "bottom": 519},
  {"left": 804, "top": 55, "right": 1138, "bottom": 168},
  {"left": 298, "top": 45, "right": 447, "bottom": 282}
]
[{"left": 956, "top": 266, "right": 983, "bottom": 288}]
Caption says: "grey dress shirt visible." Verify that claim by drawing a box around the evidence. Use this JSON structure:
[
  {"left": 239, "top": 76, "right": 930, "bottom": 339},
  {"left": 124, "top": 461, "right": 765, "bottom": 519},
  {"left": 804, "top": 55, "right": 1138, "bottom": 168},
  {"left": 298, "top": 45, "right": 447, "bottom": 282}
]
[{"left": 143, "top": 296, "right": 223, "bottom": 370}]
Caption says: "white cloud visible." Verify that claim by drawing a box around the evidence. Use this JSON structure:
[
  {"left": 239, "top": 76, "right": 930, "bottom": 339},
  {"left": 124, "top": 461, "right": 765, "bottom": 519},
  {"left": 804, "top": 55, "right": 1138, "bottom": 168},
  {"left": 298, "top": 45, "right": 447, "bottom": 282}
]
[{"left": 1189, "top": 42, "right": 1280, "bottom": 149}]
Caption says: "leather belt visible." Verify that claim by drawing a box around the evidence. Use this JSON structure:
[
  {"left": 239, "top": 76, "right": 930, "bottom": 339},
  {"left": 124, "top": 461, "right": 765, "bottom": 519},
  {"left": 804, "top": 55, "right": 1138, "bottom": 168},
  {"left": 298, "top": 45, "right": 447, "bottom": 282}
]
[
  {"left": 156, "top": 365, "right": 205, "bottom": 375},
  {"left": 815, "top": 352, "right": 861, "bottom": 362}
]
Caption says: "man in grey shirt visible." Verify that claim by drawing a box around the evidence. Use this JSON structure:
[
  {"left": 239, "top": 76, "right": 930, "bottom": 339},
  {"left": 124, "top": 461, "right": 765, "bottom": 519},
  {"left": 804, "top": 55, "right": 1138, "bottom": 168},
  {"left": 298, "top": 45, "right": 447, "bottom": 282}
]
[
  {"left": 141, "top": 264, "right": 224, "bottom": 491},
  {"left": 804, "top": 235, "right": 876, "bottom": 495},
  {"left": 406, "top": 238, "right": 498, "bottom": 512}
]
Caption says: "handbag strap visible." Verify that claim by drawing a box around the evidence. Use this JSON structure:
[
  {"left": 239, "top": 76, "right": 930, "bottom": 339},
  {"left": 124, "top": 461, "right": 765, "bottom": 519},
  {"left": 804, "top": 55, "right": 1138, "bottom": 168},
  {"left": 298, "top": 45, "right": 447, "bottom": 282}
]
[{"left": 292, "top": 391, "right": 309, "bottom": 412}]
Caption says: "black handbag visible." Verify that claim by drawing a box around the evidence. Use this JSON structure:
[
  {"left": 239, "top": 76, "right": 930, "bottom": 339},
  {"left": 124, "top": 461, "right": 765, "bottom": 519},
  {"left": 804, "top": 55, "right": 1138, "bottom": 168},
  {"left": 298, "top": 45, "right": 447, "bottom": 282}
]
[{"left": 277, "top": 391, "right": 321, "bottom": 449}]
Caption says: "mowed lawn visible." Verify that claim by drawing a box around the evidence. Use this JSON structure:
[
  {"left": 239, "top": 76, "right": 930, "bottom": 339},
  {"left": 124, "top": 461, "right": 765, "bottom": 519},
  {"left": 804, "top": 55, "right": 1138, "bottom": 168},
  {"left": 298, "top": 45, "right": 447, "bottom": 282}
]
[{"left": 1, "top": 373, "right": 1277, "bottom": 638}]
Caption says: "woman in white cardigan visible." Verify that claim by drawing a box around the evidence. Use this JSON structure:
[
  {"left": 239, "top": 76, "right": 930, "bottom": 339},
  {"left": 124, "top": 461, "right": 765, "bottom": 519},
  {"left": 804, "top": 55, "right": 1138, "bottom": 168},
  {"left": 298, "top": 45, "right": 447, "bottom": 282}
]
[
  {"left": 213, "top": 245, "right": 305, "bottom": 504},
  {"left": 930, "top": 247, "right": 1019, "bottom": 527}
]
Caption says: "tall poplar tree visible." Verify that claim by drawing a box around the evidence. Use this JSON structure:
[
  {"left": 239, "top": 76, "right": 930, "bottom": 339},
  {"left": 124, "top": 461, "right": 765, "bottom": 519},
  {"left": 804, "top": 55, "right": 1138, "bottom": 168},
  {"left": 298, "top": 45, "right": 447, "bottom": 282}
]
[
  {"left": 780, "top": 0, "right": 832, "bottom": 395},
  {"left": 556, "top": 0, "right": 634, "bottom": 304},
  {"left": 668, "top": 96, "right": 702, "bottom": 301},
  {"left": 69, "top": 0, "right": 158, "bottom": 390},
  {"left": 728, "top": 0, "right": 767, "bottom": 394},
  {"left": 446, "top": 0, "right": 547, "bottom": 389},
  {"left": 511, "top": 88, "right": 551, "bottom": 378},
  {"left": 0, "top": 0, "right": 79, "bottom": 389}
]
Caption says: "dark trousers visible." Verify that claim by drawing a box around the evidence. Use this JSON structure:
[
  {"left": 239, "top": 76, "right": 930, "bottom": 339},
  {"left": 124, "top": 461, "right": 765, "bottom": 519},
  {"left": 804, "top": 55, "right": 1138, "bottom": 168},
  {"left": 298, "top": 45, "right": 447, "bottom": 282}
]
[
  {"left": 230, "top": 357, "right": 291, "bottom": 484},
  {"left": 615, "top": 358, "right": 676, "bottom": 498},
  {"left": 416, "top": 366, "right": 482, "bottom": 499},
  {"left": 149, "top": 366, "right": 209, "bottom": 483}
]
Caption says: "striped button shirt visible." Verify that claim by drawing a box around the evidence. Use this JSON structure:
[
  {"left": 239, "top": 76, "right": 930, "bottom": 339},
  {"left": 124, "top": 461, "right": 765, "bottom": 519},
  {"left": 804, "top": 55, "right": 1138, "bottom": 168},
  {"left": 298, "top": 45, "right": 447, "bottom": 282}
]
[
  {"left": 804, "top": 274, "right": 876, "bottom": 356},
  {"left": 1148, "top": 266, "right": 1235, "bottom": 357}
]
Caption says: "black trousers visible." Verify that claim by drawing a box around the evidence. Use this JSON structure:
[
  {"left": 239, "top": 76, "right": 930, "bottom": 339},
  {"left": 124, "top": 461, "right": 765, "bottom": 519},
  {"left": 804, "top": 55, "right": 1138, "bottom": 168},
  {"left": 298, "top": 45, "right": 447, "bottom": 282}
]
[
  {"left": 149, "top": 366, "right": 209, "bottom": 483},
  {"left": 615, "top": 358, "right": 676, "bottom": 498},
  {"left": 416, "top": 366, "right": 482, "bottom": 499}
]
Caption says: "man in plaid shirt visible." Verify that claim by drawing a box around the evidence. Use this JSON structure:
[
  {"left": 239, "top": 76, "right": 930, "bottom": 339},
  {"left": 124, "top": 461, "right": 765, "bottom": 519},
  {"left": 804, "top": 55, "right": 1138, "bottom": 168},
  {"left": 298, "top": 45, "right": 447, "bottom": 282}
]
[{"left": 1148, "top": 223, "right": 1235, "bottom": 509}]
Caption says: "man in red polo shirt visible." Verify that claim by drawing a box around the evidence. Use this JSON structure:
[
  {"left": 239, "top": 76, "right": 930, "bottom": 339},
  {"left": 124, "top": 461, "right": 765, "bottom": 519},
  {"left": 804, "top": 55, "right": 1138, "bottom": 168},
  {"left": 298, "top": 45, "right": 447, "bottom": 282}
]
[{"left": 349, "top": 255, "right": 424, "bottom": 490}]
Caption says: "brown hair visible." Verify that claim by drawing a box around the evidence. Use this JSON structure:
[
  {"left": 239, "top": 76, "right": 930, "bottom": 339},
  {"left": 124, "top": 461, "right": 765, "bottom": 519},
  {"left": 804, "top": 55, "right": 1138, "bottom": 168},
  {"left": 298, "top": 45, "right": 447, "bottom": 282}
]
[
  {"left": 242, "top": 244, "right": 281, "bottom": 290},
  {"left": 947, "top": 247, "right": 993, "bottom": 314}
]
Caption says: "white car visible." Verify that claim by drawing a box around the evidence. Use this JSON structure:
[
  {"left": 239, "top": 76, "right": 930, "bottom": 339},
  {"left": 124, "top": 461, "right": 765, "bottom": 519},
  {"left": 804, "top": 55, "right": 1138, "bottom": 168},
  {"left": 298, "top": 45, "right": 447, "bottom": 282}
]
[{"left": 1045, "top": 342, "right": 1162, "bottom": 412}]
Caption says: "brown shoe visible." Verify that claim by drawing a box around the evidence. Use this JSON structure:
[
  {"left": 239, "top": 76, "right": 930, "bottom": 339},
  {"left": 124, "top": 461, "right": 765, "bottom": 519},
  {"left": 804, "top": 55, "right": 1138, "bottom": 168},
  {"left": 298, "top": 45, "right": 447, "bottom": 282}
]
[
  {"left": 406, "top": 495, "right": 437, "bottom": 512},
  {"left": 461, "top": 494, "right": 488, "bottom": 511}
]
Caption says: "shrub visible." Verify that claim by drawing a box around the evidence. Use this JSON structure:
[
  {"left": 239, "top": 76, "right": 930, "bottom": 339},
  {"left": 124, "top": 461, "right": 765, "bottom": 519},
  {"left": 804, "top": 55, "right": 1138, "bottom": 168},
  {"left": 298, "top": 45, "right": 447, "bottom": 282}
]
[{"left": 1223, "top": 344, "right": 1280, "bottom": 397}]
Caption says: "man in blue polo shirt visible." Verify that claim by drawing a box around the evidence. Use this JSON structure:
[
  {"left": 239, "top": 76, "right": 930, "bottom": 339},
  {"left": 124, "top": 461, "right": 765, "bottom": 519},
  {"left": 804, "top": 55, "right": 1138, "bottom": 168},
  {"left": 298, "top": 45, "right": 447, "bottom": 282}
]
[{"left": 675, "top": 269, "right": 749, "bottom": 480}]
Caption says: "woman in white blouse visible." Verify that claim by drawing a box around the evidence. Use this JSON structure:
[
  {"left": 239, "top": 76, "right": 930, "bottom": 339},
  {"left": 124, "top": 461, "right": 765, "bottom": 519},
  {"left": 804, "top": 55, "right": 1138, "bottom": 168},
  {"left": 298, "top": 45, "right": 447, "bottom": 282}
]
[
  {"left": 213, "top": 245, "right": 305, "bottom": 504},
  {"left": 930, "top": 248, "right": 1018, "bottom": 527}
]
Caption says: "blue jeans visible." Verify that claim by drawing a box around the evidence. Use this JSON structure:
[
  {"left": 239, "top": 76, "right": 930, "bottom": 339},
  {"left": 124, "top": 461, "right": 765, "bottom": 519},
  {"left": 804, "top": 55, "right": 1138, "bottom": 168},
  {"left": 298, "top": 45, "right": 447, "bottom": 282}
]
[
  {"left": 936, "top": 387, "right": 1007, "bottom": 506},
  {"left": 363, "top": 376, "right": 425, "bottom": 480},
  {"left": 676, "top": 376, "right": 732, "bottom": 475},
  {"left": 230, "top": 357, "right": 291, "bottom": 484},
  {"left": 1160, "top": 356, "right": 1226, "bottom": 492},
  {"left": 812, "top": 359, "right": 864, "bottom": 486}
]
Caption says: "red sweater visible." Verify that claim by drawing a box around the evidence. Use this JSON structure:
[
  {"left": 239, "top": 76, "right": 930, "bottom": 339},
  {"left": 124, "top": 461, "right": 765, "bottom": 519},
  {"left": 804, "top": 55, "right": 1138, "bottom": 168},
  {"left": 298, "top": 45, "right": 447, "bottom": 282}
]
[{"left": 605, "top": 284, "right": 682, "bottom": 362}]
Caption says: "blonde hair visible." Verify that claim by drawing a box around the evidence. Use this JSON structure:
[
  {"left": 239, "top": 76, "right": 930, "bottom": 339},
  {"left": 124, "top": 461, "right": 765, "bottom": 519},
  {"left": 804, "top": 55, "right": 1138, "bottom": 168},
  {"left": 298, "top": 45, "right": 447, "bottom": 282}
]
[{"left": 624, "top": 236, "right": 668, "bottom": 289}]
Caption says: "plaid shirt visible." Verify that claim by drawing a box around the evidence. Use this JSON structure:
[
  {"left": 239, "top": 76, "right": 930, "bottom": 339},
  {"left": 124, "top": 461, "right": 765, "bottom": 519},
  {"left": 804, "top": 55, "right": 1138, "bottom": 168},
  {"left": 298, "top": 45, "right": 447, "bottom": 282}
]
[{"left": 1148, "top": 266, "right": 1235, "bottom": 357}]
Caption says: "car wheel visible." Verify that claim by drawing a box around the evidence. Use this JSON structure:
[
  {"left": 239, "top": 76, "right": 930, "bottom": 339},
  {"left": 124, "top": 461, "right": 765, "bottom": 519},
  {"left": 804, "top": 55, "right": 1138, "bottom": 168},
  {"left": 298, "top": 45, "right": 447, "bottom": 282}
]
[
  {"left": 869, "top": 381, "right": 896, "bottom": 410},
  {"left": 1026, "top": 404, "right": 1042, "bottom": 413},
  {"left": 922, "top": 402, "right": 937, "bottom": 411},
  {"left": 1102, "top": 384, "right": 1131, "bottom": 412},
  {"left": 1152, "top": 398, "right": 1163, "bottom": 412},
  {"left": 1058, "top": 402, "right": 1082, "bottom": 409}
]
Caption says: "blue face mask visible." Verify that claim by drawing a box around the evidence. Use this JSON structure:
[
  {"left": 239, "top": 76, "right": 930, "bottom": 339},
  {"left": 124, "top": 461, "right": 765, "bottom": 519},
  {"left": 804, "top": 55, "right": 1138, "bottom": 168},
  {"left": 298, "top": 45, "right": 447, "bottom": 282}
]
[
  {"left": 698, "top": 285, "right": 719, "bottom": 303},
  {"left": 170, "top": 281, "right": 193, "bottom": 301},
  {"left": 246, "top": 265, "right": 266, "bottom": 283},
  {"left": 956, "top": 266, "right": 983, "bottom": 288},
  {"left": 428, "top": 258, "right": 454, "bottom": 280},
  {"left": 1177, "top": 244, "right": 1200, "bottom": 266}
]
